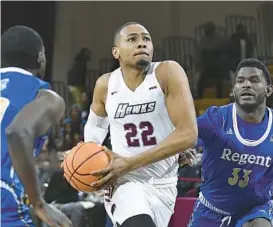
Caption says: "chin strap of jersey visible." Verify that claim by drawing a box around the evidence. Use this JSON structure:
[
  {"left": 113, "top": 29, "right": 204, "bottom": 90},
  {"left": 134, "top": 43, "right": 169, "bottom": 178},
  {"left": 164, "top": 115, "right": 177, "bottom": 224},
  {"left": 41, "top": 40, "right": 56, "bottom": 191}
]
[{"left": 84, "top": 109, "right": 109, "bottom": 145}]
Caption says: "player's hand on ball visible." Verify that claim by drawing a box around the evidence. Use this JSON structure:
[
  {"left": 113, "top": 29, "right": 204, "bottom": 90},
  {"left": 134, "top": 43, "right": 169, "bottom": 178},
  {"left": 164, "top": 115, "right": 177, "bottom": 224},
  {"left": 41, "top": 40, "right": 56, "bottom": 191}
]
[
  {"left": 179, "top": 148, "right": 197, "bottom": 167},
  {"left": 34, "top": 202, "right": 72, "bottom": 227},
  {"left": 90, "top": 146, "right": 132, "bottom": 189}
]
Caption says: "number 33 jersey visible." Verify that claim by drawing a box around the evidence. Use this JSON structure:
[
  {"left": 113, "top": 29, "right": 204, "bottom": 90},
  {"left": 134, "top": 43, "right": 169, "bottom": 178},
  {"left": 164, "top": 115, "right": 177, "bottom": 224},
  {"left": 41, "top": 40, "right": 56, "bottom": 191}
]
[
  {"left": 198, "top": 103, "right": 273, "bottom": 215},
  {"left": 105, "top": 62, "right": 178, "bottom": 184}
]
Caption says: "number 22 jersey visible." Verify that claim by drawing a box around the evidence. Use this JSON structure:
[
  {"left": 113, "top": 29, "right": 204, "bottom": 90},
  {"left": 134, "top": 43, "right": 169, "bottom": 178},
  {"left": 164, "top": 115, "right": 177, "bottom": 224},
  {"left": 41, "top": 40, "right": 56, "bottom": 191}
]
[
  {"left": 198, "top": 103, "right": 273, "bottom": 215},
  {"left": 105, "top": 62, "right": 178, "bottom": 184}
]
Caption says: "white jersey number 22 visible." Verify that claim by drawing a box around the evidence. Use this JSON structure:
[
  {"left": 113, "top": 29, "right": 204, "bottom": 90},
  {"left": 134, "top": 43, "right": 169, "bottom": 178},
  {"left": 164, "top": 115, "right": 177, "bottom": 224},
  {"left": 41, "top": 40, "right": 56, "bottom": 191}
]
[{"left": 124, "top": 121, "right": 157, "bottom": 147}]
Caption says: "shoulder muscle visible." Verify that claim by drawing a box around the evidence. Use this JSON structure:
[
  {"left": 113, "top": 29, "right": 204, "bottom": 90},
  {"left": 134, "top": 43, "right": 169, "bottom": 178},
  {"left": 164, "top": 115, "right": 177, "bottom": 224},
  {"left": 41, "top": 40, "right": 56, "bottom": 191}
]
[
  {"left": 90, "top": 73, "right": 111, "bottom": 117},
  {"left": 155, "top": 60, "right": 186, "bottom": 95},
  {"left": 6, "top": 89, "right": 65, "bottom": 137}
]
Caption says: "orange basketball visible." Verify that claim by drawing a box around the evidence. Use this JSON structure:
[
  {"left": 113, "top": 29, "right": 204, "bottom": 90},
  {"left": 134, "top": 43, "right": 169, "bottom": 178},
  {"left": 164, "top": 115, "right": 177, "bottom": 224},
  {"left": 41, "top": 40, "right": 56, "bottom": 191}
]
[{"left": 63, "top": 142, "right": 111, "bottom": 192}]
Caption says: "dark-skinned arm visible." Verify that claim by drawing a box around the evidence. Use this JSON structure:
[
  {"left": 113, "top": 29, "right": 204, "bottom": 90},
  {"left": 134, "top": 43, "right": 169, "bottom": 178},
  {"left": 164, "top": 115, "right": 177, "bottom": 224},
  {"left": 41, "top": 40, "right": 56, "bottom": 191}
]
[
  {"left": 90, "top": 61, "right": 198, "bottom": 189},
  {"left": 6, "top": 89, "right": 65, "bottom": 209},
  {"left": 128, "top": 61, "right": 198, "bottom": 170}
]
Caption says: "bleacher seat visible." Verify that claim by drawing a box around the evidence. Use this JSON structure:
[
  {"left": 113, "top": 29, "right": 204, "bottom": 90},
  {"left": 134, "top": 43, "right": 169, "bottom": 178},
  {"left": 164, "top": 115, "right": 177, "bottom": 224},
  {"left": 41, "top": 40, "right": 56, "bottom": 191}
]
[
  {"left": 162, "top": 36, "right": 196, "bottom": 73},
  {"left": 203, "top": 88, "right": 217, "bottom": 98},
  {"left": 194, "top": 98, "right": 229, "bottom": 112},
  {"left": 194, "top": 23, "right": 227, "bottom": 44}
]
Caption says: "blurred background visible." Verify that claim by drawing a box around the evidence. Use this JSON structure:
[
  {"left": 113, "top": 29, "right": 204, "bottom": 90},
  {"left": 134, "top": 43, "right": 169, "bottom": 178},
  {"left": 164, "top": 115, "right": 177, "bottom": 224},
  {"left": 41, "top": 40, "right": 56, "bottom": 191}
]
[{"left": 2, "top": 1, "right": 273, "bottom": 227}]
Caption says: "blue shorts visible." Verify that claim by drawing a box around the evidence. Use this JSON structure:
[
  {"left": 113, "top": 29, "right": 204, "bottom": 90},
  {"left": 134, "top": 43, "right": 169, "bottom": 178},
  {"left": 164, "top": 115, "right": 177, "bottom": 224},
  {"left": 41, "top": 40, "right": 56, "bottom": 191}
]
[
  {"left": 236, "top": 202, "right": 273, "bottom": 227},
  {"left": 1, "top": 180, "right": 34, "bottom": 227},
  {"left": 188, "top": 199, "right": 273, "bottom": 227}
]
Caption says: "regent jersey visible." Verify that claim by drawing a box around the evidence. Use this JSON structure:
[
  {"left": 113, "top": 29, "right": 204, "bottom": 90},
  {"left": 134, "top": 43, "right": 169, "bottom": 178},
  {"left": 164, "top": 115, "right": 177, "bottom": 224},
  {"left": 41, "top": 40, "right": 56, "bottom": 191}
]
[
  {"left": 198, "top": 103, "right": 273, "bottom": 215},
  {"left": 1, "top": 67, "right": 50, "bottom": 194}
]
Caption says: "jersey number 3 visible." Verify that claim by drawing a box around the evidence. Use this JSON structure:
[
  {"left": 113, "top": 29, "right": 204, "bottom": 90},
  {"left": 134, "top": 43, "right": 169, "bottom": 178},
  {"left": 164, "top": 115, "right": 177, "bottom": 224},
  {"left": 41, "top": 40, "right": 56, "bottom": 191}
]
[
  {"left": 124, "top": 121, "right": 157, "bottom": 147},
  {"left": 0, "top": 97, "right": 10, "bottom": 124}
]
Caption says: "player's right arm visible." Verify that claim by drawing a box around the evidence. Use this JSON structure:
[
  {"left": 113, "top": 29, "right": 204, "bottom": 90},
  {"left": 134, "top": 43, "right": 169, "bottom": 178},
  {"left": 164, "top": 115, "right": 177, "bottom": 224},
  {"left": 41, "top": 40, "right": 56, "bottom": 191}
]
[
  {"left": 124, "top": 61, "right": 198, "bottom": 169},
  {"left": 6, "top": 89, "right": 71, "bottom": 227},
  {"left": 84, "top": 73, "right": 110, "bottom": 144}
]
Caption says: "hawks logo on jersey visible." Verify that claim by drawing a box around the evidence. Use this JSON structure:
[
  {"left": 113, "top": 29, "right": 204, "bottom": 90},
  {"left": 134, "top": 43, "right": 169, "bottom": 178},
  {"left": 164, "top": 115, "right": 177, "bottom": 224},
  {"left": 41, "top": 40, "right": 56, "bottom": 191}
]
[{"left": 114, "top": 101, "right": 156, "bottom": 119}]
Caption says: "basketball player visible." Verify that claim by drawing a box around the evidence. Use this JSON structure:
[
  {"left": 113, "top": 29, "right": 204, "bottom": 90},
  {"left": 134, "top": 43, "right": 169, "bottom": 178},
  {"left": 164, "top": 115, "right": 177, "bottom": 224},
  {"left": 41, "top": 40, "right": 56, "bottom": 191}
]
[
  {"left": 1, "top": 26, "right": 72, "bottom": 227},
  {"left": 188, "top": 58, "right": 273, "bottom": 227},
  {"left": 83, "top": 22, "right": 198, "bottom": 227}
]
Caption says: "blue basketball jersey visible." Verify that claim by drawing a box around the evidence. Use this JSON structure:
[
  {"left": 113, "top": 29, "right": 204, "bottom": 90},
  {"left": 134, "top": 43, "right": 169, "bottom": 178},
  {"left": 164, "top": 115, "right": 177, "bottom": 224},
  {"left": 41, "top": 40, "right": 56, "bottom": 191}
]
[
  {"left": 1, "top": 67, "right": 50, "bottom": 190},
  {"left": 198, "top": 103, "right": 273, "bottom": 215}
]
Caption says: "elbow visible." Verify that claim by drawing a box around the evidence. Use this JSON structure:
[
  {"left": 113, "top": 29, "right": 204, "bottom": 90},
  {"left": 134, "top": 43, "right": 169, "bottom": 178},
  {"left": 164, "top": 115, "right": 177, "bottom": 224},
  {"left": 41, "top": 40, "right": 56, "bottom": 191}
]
[
  {"left": 84, "top": 123, "right": 95, "bottom": 143},
  {"left": 6, "top": 126, "right": 29, "bottom": 151},
  {"left": 187, "top": 129, "right": 198, "bottom": 148},
  {"left": 6, "top": 125, "right": 20, "bottom": 140}
]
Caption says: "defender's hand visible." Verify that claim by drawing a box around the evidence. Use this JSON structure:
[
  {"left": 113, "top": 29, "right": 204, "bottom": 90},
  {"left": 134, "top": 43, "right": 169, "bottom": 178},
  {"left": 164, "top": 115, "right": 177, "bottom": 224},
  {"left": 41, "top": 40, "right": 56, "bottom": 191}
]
[
  {"left": 179, "top": 148, "right": 197, "bottom": 167},
  {"left": 90, "top": 146, "right": 132, "bottom": 190},
  {"left": 34, "top": 202, "right": 72, "bottom": 227}
]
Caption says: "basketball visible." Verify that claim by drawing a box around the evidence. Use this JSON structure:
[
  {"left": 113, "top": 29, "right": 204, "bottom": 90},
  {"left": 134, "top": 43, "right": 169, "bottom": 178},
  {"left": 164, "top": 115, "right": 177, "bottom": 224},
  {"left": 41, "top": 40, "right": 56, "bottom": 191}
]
[{"left": 63, "top": 142, "right": 111, "bottom": 192}]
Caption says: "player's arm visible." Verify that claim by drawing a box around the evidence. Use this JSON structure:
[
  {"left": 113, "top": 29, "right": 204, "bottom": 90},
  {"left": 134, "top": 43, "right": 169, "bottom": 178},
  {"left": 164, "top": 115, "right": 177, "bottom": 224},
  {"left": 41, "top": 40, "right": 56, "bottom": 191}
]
[
  {"left": 84, "top": 73, "right": 110, "bottom": 144},
  {"left": 128, "top": 61, "right": 198, "bottom": 170},
  {"left": 5, "top": 89, "right": 65, "bottom": 209}
]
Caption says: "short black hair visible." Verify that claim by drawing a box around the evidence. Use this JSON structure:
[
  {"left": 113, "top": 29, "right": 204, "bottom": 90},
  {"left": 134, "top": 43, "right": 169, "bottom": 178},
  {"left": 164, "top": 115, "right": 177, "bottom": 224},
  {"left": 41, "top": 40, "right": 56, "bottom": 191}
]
[
  {"left": 113, "top": 21, "right": 142, "bottom": 46},
  {"left": 1, "top": 25, "right": 44, "bottom": 69},
  {"left": 235, "top": 58, "right": 272, "bottom": 85}
]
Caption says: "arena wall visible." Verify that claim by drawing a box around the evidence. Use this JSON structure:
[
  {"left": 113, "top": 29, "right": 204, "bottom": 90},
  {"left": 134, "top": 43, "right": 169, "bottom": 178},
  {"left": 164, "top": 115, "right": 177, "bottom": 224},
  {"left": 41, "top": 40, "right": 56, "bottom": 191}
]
[{"left": 51, "top": 1, "right": 262, "bottom": 82}]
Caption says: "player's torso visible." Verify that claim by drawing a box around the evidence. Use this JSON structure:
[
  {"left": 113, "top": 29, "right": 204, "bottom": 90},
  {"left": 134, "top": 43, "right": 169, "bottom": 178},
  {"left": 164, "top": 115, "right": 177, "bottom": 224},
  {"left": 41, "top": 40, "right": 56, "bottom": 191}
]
[
  {"left": 0, "top": 67, "right": 49, "bottom": 185},
  {"left": 202, "top": 104, "right": 273, "bottom": 214},
  {"left": 105, "top": 62, "right": 178, "bottom": 182}
]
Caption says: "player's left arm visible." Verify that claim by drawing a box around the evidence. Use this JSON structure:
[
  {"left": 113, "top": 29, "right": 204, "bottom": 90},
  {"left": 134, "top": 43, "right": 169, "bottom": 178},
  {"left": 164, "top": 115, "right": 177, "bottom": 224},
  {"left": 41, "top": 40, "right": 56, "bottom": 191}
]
[
  {"left": 128, "top": 61, "right": 198, "bottom": 170},
  {"left": 5, "top": 90, "right": 65, "bottom": 209}
]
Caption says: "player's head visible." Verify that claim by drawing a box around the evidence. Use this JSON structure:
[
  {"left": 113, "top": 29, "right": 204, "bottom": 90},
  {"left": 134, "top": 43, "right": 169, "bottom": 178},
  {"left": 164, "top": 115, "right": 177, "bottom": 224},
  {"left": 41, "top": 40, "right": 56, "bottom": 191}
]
[
  {"left": 112, "top": 22, "right": 153, "bottom": 70},
  {"left": 1, "top": 26, "right": 46, "bottom": 77},
  {"left": 233, "top": 58, "right": 272, "bottom": 111}
]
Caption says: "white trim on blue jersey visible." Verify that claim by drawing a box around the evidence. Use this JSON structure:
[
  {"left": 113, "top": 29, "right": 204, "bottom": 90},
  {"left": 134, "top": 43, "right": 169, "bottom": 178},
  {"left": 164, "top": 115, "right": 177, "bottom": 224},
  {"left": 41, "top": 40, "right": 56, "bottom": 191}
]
[
  {"left": 0, "top": 67, "right": 33, "bottom": 76},
  {"left": 232, "top": 104, "right": 273, "bottom": 146}
]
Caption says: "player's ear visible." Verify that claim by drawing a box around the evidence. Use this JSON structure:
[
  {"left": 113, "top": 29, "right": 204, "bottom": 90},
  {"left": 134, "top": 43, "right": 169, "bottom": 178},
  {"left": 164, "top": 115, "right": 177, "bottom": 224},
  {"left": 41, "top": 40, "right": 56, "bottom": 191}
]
[
  {"left": 37, "top": 51, "right": 46, "bottom": 69},
  {"left": 266, "top": 85, "right": 273, "bottom": 98},
  {"left": 112, "top": 47, "right": 119, "bottom": 60},
  {"left": 230, "top": 86, "right": 236, "bottom": 97}
]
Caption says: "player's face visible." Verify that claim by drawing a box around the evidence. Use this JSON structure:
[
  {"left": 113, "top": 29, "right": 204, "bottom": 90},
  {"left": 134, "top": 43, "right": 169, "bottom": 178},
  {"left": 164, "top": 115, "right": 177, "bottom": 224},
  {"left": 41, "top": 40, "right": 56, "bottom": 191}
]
[
  {"left": 233, "top": 67, "right": 268, "bottom": 110},
  {"left": 112, "top": 24, "right": 153, "bottom": 68}
]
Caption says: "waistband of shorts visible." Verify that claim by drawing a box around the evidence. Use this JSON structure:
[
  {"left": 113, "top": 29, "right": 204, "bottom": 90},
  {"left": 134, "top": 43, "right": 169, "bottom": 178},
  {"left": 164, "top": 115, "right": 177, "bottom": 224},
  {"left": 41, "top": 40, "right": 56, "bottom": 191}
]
[
  {"left": 0, "top": 180, "right": 30, "bottom": 205},
  {"left": 199, "top": 192, "right": 231, "bottom": 216},
  {"left": 148, "top": 176, "right": 177, "bottom": 187},
  {"left": 0, "top": 180, "right": 19, "bottom": 198},
  {"left": 121, "top": 175, "right": 178, "bottom": 187}
]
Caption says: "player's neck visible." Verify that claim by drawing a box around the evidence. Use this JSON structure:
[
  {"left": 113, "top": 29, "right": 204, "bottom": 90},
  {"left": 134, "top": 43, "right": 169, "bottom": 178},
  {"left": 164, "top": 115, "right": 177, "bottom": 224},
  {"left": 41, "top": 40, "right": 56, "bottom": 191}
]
[
  {"left": 235, "top": 103, "right": 266, "bottom": 123},
  {"left": 2, "top": 65, "right": 38, "bottom": 76},
  {"left": 120, "top": 65, "right": 149, "bottom": 91}
]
